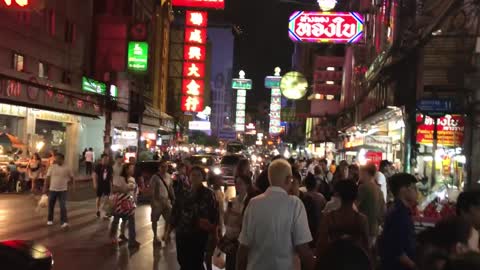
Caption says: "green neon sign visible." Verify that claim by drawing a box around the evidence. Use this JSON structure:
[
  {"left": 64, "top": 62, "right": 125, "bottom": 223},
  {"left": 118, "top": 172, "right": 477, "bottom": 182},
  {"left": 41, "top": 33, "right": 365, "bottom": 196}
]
[
  {"left": 128, "top": 41, "right": 148, "bottom": 72},
  {"left": 82, "top": 77, "right": 106, "bottom": 95}
]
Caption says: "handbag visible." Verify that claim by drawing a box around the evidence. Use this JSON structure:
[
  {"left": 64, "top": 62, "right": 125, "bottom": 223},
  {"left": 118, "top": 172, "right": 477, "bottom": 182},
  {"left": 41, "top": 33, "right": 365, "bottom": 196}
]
[
  {"left": 113, "top": 193, "right": 136, "bottom": 217},
  {"left": 217, "top": 235, "right": 239, "bottom": 254},
  {"left": 102, "top": 195, "right": 115, "bottom": 216},
  {"left": 212, "top": 249, "right": 225, "bottom": 269}
]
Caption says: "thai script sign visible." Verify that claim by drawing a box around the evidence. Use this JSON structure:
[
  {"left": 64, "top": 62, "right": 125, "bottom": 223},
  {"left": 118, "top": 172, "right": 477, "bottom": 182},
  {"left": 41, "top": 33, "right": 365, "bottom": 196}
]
[
  {"left": 416, "top": 114, "right": 464, "bottom": 147},
  {"left": 288, "top": 11, "right": 364, "bottom": 44}
]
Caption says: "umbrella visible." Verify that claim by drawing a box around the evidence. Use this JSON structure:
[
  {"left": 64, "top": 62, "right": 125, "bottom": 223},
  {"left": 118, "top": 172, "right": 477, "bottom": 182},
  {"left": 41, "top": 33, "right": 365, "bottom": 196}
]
[{"left": 0, "top": 133, "right": 25, "bottom": 149}]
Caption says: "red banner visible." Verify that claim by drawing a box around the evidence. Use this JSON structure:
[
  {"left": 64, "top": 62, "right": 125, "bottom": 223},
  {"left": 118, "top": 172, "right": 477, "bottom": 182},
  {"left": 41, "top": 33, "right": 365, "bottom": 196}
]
[
  {"left": 184, "top": 45, "right": 206, "bottom": 61},
  {"left": 185, "top": 28, "right": 207, "bottom": 44},
  {"left": 185, "top": 11, "right": 208, "bottom": 27},
  {"left": 183, "top": 62, "right": 205, "bottom": 78},
  {"left": 416, "top": 114, "right": 464, "bottom": 147},
  {"left": 182, "top": 79, "right": 205, "bottom": 96},
  {"left": 181, "top": 95, "right": 204, "bottom": 112}
]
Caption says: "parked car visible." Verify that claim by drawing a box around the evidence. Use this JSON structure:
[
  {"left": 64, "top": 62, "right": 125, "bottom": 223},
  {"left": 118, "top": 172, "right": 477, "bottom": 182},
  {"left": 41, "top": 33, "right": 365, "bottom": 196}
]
[{"left": 0, "top": 240, "right": 53, "bottom": 270}]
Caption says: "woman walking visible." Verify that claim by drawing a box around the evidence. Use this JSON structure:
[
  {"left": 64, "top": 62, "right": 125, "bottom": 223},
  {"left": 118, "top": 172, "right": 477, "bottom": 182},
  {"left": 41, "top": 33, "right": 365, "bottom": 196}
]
[
  {"left": 168, "top": 166, "right": 219, "bottom": 270},
  {"left": 110, "top": 164, "right": 139, "bottom": 248},
  {"left": 28, "top": 153, "right": 42, "bottom": 193}
]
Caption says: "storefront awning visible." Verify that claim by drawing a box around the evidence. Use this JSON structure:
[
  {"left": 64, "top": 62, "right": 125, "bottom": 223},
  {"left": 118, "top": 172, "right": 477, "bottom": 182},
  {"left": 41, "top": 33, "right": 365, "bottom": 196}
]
[{"left": 0, "top": 70, "right": 103, "bottom": 117}]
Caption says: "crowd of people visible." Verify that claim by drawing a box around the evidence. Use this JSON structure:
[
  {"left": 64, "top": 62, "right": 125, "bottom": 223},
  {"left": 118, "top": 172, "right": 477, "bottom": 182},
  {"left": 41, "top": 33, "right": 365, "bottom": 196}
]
[{"left": 36, "top": 151, "right": 480, "bottom": 270}]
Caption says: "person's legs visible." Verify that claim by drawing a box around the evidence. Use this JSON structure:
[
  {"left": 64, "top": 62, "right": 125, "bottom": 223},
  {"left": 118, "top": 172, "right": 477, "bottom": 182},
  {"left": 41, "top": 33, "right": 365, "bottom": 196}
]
[
  {"left": 47, "top": 191, "right": 58, "bottom": 222},
  {"left": 204, "top": 235, "right": 214, "bottom": 270},
  {"left": 58, "top": 191, "right": 68, "bottom": 224},
  {"left": 110, "top": 215, "right": 120, "bottom": 243},
  {"left": 30, "top": 177, "right": 35, "bottom": 192},
  {"left": 225, "top": 251, "right": 237, "bottom": 270},
  {"left": 151, "top": 208, "right": 161, "bottom": 242},
  {"left": 86, "top": 162, "right": 92, "bottom": 175},
  {"left": 176, "top": 234, "right": 188, "bottom": 269},
  {"left": 127, "top": 214, "right": 138, "bottom": 247},
  {"left": 161, "top": 207, "right": 172, "bottom": 242}
]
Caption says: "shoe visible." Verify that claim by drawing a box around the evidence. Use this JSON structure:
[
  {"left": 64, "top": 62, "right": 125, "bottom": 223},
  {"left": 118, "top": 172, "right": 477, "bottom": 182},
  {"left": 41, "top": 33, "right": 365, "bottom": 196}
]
[
  {"left": 61, "top": 223, "right": 69, "bottom": 229},
  {"left": 47, "top": 221, "right": 53, "bottom": 226},
  {"left": 128, "top": 240, "right": 140, "bottom": 249},
  {"left": 96, "top": 211, "right": 100, "bottom": 218},
  {"left": 119, "top": 234, "right": 128, "bottom": 242}
]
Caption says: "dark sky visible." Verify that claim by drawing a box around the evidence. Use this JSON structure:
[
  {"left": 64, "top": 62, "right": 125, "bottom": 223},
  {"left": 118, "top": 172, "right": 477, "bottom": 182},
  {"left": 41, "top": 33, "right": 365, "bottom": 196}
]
[{"left": 227, "top": 0, "right": 317, "bottom": 114}]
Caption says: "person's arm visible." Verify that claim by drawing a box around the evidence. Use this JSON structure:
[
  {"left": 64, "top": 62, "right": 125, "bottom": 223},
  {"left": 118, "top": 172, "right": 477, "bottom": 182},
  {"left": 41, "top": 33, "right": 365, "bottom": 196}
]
[
  {"left": 295, "top": 243, "right": 315, "bottom": 270},
  {"left": 43, "top": 167, "right": 52, "bottom": 194},
  {"left": 92, "top": 170, "right": 98, "bottom": 190},
  {"left": 236, "top": 244, "right": 249, "bottom": 270}
]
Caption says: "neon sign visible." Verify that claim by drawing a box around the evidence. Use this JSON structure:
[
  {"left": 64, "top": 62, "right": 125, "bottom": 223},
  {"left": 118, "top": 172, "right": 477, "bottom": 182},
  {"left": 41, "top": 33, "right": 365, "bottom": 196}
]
[
  {"left": 288, "top": 11, "right": 364, "bottom": 44},
  {"left": 172, "top": 0, "right": 224, "bottom": 9}
]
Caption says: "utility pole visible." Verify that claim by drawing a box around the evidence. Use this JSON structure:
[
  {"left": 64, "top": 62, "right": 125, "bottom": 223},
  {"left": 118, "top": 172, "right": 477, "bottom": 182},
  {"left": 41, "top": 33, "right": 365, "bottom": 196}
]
[{"left": 104, "top": 72, "right": 114, "bottom": 157}]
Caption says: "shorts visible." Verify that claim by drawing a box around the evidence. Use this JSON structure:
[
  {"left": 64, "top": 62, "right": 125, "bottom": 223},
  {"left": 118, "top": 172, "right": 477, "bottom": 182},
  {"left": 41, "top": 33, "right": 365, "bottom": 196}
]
[
  {"left": 151, "top": 205, "right": 172, "bottom": 223},
  {"left": 96, "top": 185, "right": 111, "bottom": 197}
]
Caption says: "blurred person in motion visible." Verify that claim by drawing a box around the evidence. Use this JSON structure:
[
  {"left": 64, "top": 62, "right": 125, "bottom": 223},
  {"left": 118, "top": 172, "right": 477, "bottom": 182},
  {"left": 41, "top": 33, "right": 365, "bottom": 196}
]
[
  {"left": 330, "top": 160, "right": 337, "bottom": 174},
  {"left": 168, "top": 166, "right": 219, "bottom": 270},
  {"left": 456, "top": 191, "right": 480, "bottom": 232},
  {"left": 84, "top": 147, "right": 95, "bottom": 175},
  {"left": 379, "top": 173, "right": 418, "bottom": 270},
  {"left": 221, "top": 175, "right": 253, "bottom": 270},
  {"left": 331, "top": 161, "right": 349, "bottom": 186},
  {"left": 236, "top": 159, "right": 315, "bottom": 270},
  {"left": 377, "top": 160, "right": 392, "bottom": 202},
  {"left": 43, "top": 153, "right": 73, "bottom": 228},
  {"left": 110, "top": 163, "right": 139, "bottom": 248},
  {"left": 28, "top": 153, "right": 42, "bottom": 193},
  {"left": 301, "top": 172, "right": 326, "bottom": 248},
  {"left": 357, "top": 163, "right": 385, "bottom": 247},
  {"left": 92, "top": 153, "right": 113, "bottom": 218},
  {"left": 348, "top": 164, "right": 360, "bottom": 184},
  {"left": 150, "top": 160, "right": 174, "bottom": 246},
  {"left": 205, "top": 175, "right": 225, "bottom": 270},
  {"left": 314, "top": 165, "right": 331, "bottom": 201},
  {"left": 235, "top": 158, "right": 252, "bottom": 180},
  {"left": 316, "top": 180, "right": 370, "bottom": 263}
]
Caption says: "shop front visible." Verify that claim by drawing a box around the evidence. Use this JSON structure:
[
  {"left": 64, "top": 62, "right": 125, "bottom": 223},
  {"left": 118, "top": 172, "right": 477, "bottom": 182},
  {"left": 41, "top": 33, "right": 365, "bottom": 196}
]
[
  {"left": 0, "top": 74, "right": 103, "bottom": 172},
  {"left": 414, "top": 114, "right": 466, "bottom": 195}
]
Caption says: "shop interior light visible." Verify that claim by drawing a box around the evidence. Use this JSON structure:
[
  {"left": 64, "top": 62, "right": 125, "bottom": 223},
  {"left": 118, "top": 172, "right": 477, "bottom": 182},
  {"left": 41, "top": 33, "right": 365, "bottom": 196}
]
[
  {"left": 326, "top": 67, "right": 335, "bottom": 71},
  {"left": 454, "top": 155, "right": 466, "bottom": 163},
  {"left": 326, "top": 81, "right": 335, "bottom": 85},
  {"left": 111, "top": 144, "right": 121, "bottom": 152},
  {"left": 35, "top": 141, "right": 45, "bottom": 152},
  {"left": 315, "top": 93, "right": 321, "bottom": 99}
]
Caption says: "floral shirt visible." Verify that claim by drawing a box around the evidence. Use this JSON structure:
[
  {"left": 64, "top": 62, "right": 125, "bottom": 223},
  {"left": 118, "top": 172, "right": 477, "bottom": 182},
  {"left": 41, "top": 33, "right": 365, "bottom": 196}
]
[{"left": 171, "top": 185, "right": 219, "bottom": 235}]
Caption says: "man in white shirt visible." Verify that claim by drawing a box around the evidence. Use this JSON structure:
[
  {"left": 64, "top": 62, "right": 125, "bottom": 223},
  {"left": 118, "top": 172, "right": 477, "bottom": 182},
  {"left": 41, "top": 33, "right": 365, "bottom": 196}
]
[
  {"left": 85, "top": 147, "right": 95, "bottom": 175},
  {"left": 151, "top": 160, "right": 174, "bottom": 245},
  {"left": 236, "top": 159, "right": 315, "bottom": 270},
  {"left": 43, "top": 153, "right": 74, "bottom": 228}
]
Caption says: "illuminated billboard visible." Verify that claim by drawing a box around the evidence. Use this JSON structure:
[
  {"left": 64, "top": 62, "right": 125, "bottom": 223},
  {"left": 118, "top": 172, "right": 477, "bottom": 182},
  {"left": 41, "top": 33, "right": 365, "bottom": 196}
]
[
  {"left": 288, "top": 11, "right": 364, "bottom": 44},
  {"left": 127, "top": 41, "right": 148, "bottom": 71},
  {"left": 172, "top": 0, "right": 224, "bottom": 9}
]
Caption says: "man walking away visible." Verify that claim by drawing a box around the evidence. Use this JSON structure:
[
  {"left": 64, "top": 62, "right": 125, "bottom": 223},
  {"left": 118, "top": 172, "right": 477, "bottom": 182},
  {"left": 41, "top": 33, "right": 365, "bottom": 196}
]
[
  {"left": 236, "top": 159, "right": 315, "bottom": 270},
  {"left": 151, "top": 160, "right": 174, "bottom": 246},
  {"left": 357, "top": 163, "right": 385, "bottom": 247},
  {"left": 301, "top": 173, "right": 326, "bottom": 248},
  {"left": 43, "top": 153, "right": 73, "bottom": 228},
  {"left": 85, "top": 148, "right": 95, "bottom": 176},
  {"left": 93, "top": 154, "right": 113, "bottom": 218},
  {"left": 379, "top": 173, "right": 418, "bottom": 270}
]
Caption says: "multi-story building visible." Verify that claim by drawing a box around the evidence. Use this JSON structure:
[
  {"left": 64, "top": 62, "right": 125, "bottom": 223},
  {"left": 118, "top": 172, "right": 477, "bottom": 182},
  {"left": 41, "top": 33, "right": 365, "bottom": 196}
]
[{"left": 0, "top": 0, "right": 103, "bottom": 171}]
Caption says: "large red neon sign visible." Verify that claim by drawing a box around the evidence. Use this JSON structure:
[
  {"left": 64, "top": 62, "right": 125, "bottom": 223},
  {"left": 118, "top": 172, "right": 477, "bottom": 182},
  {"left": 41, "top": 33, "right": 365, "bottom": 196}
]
[
  {"left": 288, "top": 11, "right": 364, "bottom": 44},
  {"left": 183, "top": 62, "right": 205, "bottom": 78},
  {"left": 181, "top": 95, "right": 204, "bottom": 112},
  {"left": 173, "top": 0, "right": 224, "bottom": 9}
]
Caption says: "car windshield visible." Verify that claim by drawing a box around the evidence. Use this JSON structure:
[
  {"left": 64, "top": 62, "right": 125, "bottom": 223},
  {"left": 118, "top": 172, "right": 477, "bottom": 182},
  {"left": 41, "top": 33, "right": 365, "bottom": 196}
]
[
  {"left": 221, "top": 156, "right": 240, "bottom": 166},
  {"left": 190, "top": 156, "right": 214, "bottom": 166}
]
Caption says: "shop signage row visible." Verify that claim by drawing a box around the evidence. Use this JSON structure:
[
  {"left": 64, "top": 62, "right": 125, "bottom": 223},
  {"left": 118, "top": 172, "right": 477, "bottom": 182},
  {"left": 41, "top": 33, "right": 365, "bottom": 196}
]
[
  {"left": 0, "top": 103, "right": 26, "bottom": 117},
  {"left": 416, "top": 114, "right": 464, "bottom": 147},
  {"left": 417, "top": 99, "right": 457, "bottom": 116},
  {"left": 0, "top": 77, "right": 102, "bottom": 116},
  {"left": 189, "top": 120, "right": 211, "bottom": 131},
  {"left": 288, "top": 11, "right": 364, "bottom": 44}
]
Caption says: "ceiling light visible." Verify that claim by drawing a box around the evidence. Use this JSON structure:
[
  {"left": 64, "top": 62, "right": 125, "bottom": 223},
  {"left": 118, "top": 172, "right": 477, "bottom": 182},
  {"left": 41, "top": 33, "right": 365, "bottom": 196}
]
[{"left": 326, "top": 81, "right": 335, "bottom": 85}]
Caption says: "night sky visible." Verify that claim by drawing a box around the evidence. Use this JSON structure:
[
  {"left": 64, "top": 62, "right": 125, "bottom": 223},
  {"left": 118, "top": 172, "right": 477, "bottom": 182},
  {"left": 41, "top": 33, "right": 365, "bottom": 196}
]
[{"left": 227, "top": 0, "right": 317, "bottom": 115}]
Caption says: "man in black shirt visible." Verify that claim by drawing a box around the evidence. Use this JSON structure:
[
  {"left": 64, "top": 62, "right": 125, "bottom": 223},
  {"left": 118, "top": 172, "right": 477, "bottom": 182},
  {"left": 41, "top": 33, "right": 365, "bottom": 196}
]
[
  {"left": 93, "top": 154, "right": 113, "bottom": 218},
  {"left": 379, "top": 173, "right": 418, "bottom": 270}
]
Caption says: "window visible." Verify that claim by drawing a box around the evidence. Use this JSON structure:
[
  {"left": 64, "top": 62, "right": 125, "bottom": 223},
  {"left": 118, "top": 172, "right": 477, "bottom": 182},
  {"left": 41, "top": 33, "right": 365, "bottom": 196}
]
[
  {"left": 64, "top": 20, "right": 76, "bottom": 44},
  {"left": 46, "top": 9, "right": 55, "bottom": 36},
  {"left": 13, "top": 53, "right": 24, "bottom": 72},
  {"left": 38, "top": 62, "right": 48, "bottom": 78}
]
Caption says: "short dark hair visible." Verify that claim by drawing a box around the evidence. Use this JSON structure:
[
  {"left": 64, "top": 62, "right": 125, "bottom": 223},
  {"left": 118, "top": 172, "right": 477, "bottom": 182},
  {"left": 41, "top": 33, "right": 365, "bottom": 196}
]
[
  {"left": 456, "top": 191, "right": 480, "bottom": 216},
  {"left": 389, "top": 173, "right": 417, "bottom": 197},
  {"left": 101, "top": 153, "right": 108, "bottom": 159},
  {"left": 304, "top": 173, "right": 317, "bottom": 191},
  {"left": 55, "top": 153, "right": 65, "bottom": 159},
  {"left": 237, "top": 175, "right": 253, "bottom": 187},
  {"left": 432, "top": 216, "right": 474, "bottom": 252},
  {"left": 379, "top": 160, "right": 392, "bottom": 172},
  {"left": 361, "top": 163, "right": 377, "bottom": 177},
  {"left": 335, "top": 180, "right": 358, "bottom": 203},
  {"left": 115, "top": 154, "right": 123, "bottom": 160},
  {"left": 319, "top": 159, "right": 328, "bottom": 165}
]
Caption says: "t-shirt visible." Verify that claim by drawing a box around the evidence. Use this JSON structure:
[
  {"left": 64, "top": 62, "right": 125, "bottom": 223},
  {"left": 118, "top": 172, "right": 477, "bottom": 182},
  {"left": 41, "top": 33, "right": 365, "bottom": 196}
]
[
  {"left": 376, "top": 171, "right": 388, "bottom": 202},
  {"left": 47, "top": 164, "right": 73, "bottom": 191},
  {"left": 112, "top": 163, "right": 123, "bottom": 185},
  {"left": 94, "top": 164, "right": 113, "bottom": 186},
  {"left": 239, "top": 186, "right": 312, "bottom": 270},
  {"left": 151, "top": 173, "right": 173, "bottom": 208},
  {"left": 85, "top": 151, "right": 94, "bottom": 162}
]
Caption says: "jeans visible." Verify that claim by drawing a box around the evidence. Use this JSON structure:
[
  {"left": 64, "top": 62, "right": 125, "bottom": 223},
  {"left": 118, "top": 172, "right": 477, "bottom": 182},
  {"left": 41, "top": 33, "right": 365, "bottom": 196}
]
[
  {"left": 85, "top": 162, "right": 93, "bottom": 175},
  {"left": 110, "top": 214, "right": 136, "bottom": 243},
  {"left": 48, "top": 191, "right": 68, "bottom": 224},
  {"left": 176, "top": 232, "right": 209, "bottom": 270}
]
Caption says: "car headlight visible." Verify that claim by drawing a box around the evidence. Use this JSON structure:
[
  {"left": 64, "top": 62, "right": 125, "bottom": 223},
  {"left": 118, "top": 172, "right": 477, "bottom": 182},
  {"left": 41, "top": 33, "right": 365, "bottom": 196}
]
[{"left": 213, "top": 167, "right": 222, "bottom": 175}]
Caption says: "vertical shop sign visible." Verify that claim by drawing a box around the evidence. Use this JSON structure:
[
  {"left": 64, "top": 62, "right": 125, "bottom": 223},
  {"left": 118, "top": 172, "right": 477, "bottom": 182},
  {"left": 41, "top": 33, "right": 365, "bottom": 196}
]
[
  {"left": 127, "top": 41, "right": 149, "bottom": 72},
  {"left": 234, "top": 71, "right": 249, "bottom": 132},
  {"left": 266, "top": 67, "right": 282, "bottom": 135},
  {"left": 181, "top": 11, "right": 208, "bottom": 113}
]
